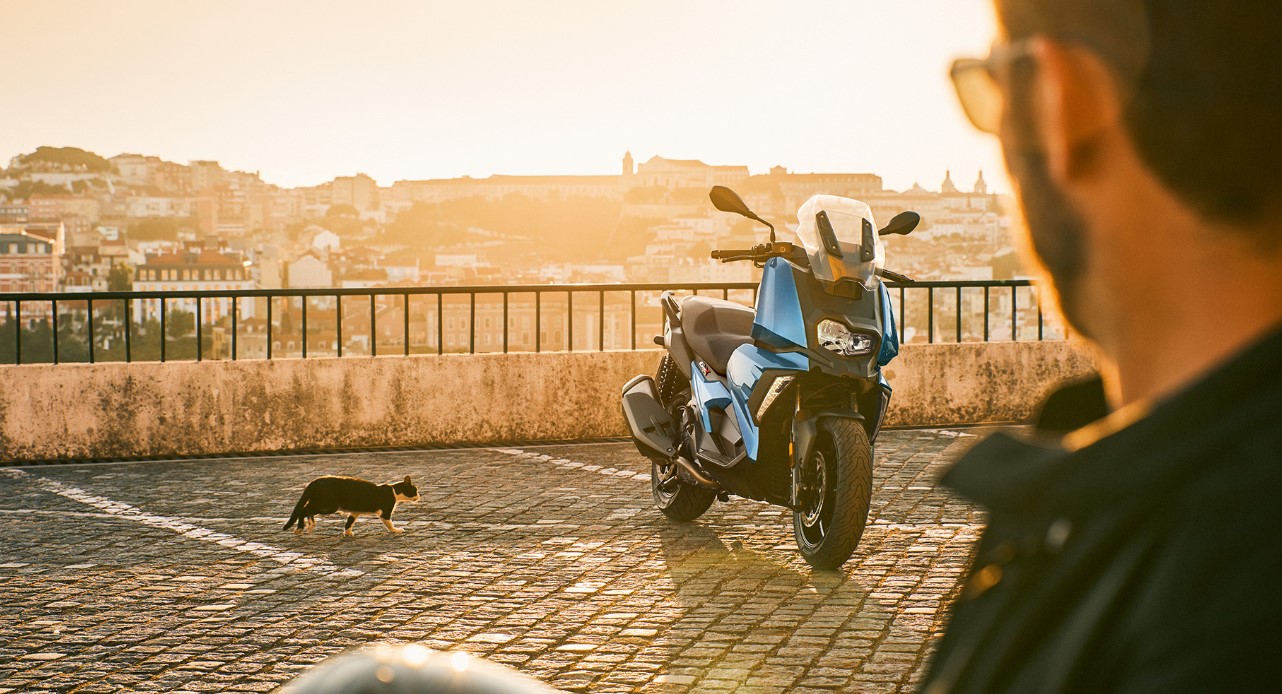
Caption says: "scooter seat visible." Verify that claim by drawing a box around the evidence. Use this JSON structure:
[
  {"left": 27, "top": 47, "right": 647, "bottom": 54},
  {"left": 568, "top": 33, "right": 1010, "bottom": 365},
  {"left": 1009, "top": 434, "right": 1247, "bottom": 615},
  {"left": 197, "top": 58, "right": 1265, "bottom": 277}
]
[{"left": 680, "top": 296, "right": 755, "bottom": 375}]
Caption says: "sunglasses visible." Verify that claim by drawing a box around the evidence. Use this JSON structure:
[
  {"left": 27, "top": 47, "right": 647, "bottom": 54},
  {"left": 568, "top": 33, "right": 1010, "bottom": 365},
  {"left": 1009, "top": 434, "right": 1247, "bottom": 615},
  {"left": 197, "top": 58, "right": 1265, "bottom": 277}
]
[{"left": 950, "top": 39, "right": 1036, "bottom": 134}]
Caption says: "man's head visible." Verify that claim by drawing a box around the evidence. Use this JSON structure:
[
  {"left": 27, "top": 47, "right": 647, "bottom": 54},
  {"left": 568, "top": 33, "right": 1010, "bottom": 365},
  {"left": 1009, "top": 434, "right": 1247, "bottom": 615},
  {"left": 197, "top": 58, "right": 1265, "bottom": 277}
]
[{"left": 956, "top": 1, "right": 1282, "bottom": 341}]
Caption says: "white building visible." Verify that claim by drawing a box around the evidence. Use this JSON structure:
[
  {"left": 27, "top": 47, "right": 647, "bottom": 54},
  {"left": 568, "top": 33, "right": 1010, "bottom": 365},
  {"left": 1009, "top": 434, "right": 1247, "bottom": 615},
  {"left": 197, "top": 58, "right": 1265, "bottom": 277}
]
[
  {"left": 133, "top": 247, "right": 255, "bottom": 322},
  {"left": 286, "top": 252, "right": 333, "bottom": 288},
  {"left": 301, "top": 226, "right": 341, "bottom": 254},
  {"left": 126, "top": 196, "right": 194, "bottom": 218}
]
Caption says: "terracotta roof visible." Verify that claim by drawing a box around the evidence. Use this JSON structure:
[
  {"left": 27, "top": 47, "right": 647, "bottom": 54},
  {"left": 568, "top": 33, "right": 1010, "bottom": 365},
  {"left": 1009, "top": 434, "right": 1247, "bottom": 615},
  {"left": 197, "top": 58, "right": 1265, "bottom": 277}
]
[{"left": 142, "top": 249, "right": 246, "bottom": 267}]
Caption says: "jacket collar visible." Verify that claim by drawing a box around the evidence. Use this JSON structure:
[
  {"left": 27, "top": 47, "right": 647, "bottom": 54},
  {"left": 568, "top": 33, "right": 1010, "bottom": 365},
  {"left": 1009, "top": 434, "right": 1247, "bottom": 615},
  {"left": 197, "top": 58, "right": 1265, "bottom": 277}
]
[{"left": 944, "top": 323, "right": 1282, "bottom": 514}]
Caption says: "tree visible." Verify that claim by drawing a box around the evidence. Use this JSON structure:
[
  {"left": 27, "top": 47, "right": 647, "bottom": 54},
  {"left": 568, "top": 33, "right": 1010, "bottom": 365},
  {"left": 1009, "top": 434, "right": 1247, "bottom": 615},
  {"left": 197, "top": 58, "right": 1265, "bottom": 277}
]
[
  {"left": 108, "top": 264, "right": 132, "bottom": 291},
  {"left": 279, "top": 309, "right": 294, "bottom": 337},
  {"left": 7, "top": 180, "right": 68, "bottom": 201},
  {"left": 326, "top": 204, "right": 360, "bottom": 218},
  {"left": 127, "top": 217, "right": 198, "bottom": 242},
  {"left": 13, "top": 146, "right": 112, "bottom": 172},
  {"left": 167, "top": 309, "right": 195, "bottom": 339}
]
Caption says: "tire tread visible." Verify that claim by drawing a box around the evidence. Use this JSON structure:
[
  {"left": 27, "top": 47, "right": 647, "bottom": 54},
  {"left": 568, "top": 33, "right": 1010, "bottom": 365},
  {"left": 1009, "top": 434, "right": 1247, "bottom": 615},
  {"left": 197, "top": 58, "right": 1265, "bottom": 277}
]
[{"left": 795, "top": 418, "right": 873, "bottom": 570}]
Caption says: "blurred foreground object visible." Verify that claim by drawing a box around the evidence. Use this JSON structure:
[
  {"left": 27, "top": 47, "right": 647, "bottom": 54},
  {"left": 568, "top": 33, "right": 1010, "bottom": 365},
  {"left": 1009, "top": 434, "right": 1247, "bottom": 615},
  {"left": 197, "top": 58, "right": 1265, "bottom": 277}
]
[{"left": 279, "top": 644, "right": 560, "bottom": 694}]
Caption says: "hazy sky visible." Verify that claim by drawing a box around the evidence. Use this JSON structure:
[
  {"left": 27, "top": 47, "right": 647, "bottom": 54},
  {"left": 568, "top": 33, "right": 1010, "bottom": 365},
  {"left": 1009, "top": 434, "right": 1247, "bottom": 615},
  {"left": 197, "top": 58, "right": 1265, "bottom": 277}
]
[{"left": 4, "top": 0, "right": 1005, "bottom": 192}]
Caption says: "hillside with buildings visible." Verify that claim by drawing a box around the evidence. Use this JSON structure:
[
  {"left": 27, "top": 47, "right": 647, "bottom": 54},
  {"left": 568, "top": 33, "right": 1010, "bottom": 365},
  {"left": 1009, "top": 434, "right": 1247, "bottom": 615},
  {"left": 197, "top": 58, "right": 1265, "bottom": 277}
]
[{"left": 0, "top": 147, "right": 1021, "bottom": 297}]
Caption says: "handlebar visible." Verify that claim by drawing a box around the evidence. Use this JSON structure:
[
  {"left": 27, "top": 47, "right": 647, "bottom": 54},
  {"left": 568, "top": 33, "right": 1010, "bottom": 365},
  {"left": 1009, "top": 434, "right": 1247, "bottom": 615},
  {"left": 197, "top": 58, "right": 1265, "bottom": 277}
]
[
  {"left": 710, "top": 242, "right": 800, "bottom": 264},
  {"left": 876, "top": 268, "right": 916, "bottom": 284}
]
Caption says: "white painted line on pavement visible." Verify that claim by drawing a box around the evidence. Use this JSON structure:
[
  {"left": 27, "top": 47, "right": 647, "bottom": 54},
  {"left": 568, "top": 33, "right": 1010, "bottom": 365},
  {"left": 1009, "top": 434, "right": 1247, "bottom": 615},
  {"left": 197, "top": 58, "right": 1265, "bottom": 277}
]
[
  {"left": 1, "top": 468, "right": 363, "bottom": 579},
  {"left": 496, "top": 448, "right": 651, "bottom": 482},
  {"left": 495, "top": 448, "right": 987, "bottom": 531}
]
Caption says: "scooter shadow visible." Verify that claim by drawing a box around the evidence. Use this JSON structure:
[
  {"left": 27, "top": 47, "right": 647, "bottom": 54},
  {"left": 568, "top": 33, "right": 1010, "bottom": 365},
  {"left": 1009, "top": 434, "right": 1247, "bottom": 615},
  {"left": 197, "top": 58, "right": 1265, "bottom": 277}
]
[{"left": 651, "top": 517, "right": 864, "bottom": 605}]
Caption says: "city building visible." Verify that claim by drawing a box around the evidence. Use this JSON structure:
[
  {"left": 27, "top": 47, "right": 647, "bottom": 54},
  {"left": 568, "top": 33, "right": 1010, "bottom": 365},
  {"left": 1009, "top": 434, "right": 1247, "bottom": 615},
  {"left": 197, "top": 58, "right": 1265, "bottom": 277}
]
[
  {"left": 133, "top": 245, "right": 255, "bottom": 322},
  {"left": 286, "top": 252, "right": 333, "bottom": 288},
  {"left": 0, "top": 226, "right": 61, "bottom": 293}
]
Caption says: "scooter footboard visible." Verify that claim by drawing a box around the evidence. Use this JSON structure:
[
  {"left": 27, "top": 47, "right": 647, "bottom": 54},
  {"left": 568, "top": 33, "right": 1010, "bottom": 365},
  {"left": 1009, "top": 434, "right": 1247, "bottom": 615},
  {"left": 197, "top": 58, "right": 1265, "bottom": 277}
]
[{"left": 621, "top": 375, "right": 680, "bottom": 461}]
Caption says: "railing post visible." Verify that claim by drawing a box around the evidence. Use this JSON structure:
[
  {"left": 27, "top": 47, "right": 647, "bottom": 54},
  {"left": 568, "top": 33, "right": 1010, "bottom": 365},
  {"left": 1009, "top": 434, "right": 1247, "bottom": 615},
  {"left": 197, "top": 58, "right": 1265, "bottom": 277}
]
[
  {"left": 229, "top": 295, "right": 236, "bottom": 361},
  {"left": 1011, "top": 285, "right": 1018, "bottom": 341},
  {"left": 898, "top": 286, "right": 905, "bottom": 339},
  {"left": 630, "top": 289, "right": 636, "bottom": 350},
  {"left": 403, "top": 293, "right": 410, "bottom": 357},
  {"left": 535, "top": 291, "right": 541, "bottom": 353},
  {"left": 88, "top": 298, "right": 95, "bottom": 364},
  {"left": 567, "top": 291, "right": 574, "bottom": 352},
  {"left": 503, "top": 292, "right": 509, "bottom": 354},
  {"left": 370, "top": 293, "right": 377, "bottom": 357},
  {"left": 469, "top": 292, "right": 475, "bottom": 354},
  {"left": 160, "top": 298, "right": 166, "bottom": 363},
  {"left": 13, "top": 301, "right": 20, "bottom": 365},
  {"left": 266, "top": 296, "right": 273, "bottom": 360},
  {"left": 598, "top": 290, "right": 605, "bottom": 351},
  {"left": 956, "top": 286, "right": 962, "bottom": 343},
  {"left": 337, "top": 294, "right": 343, "bottom": 358},
  {"left": 1037, "top": 289, "right": 1044, "bottom": 341},
  {"left": 196, "top": 297, "right": 202, "bottom": 362},
  {"left": 124, "top": 297, "right": 132, "bottom": 363},
  {"left": 927, "top": 287, "right": 934, "bottom": 344},
  {"left": 301, "top": 296, "right": 308, "bottom": 359},
  {"left": 51, "top": 299, "right": 58, "bottom": 365},
  {"left": 436, "top": 293, "right": 443, "bottom": 355},
  {"left": 983, "top": 287, "right": 990, "bottom": 342}
]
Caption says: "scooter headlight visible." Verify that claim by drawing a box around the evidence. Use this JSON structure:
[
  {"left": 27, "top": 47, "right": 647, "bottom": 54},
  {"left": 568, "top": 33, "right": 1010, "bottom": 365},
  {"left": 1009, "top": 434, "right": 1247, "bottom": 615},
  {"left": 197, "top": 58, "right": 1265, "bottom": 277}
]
[
  {"left": 755, "top": 375, "right": 795, "bottom": 422},
  {"left": 817, "top": 319, "right": 874, "bottom": 356}
]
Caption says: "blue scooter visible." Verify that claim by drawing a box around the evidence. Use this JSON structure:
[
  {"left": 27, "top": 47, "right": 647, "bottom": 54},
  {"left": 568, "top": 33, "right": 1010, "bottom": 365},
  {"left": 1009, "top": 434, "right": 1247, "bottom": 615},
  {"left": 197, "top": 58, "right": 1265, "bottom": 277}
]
[{"left": 621, "top": 186, "right": 918, "bottom": 569}]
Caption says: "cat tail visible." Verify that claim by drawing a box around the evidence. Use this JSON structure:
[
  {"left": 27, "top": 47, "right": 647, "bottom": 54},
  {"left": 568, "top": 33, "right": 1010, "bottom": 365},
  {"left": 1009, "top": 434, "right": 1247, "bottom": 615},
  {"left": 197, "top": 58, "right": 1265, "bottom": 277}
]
[{"left": 284, "top": 489, "right": 310, "bottom": 530}]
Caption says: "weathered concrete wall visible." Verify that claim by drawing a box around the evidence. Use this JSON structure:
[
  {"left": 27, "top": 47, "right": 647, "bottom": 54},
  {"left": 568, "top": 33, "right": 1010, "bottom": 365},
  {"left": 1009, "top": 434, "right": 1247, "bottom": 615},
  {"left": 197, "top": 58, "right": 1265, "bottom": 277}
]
[
  {"left": 880, "top": 341, "right": 1097, "bottom": 427},
  {"left": 0, "top": 342, "right": 1096, "bottom": 462}
]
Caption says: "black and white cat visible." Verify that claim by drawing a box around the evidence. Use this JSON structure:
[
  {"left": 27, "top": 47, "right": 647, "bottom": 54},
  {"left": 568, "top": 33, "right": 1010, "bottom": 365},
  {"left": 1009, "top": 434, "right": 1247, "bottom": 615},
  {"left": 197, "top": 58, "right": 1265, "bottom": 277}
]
[{"left": 284, "top": 475, "right": 419, "bottom": 536}]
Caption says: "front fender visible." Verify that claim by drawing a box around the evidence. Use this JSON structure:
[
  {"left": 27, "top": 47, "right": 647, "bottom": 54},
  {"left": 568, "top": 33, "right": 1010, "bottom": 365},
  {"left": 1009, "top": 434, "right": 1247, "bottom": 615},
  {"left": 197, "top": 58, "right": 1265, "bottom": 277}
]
[{"left": 791, "top": 408, "right": 864, "bottom": 507}]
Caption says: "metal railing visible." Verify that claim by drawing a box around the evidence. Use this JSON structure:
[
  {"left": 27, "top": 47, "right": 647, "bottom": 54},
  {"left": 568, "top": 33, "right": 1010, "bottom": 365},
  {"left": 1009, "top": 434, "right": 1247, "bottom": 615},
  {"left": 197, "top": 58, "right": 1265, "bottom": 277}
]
[{"left": 0, "top": 279, "right": 1057, "bottom": 365}]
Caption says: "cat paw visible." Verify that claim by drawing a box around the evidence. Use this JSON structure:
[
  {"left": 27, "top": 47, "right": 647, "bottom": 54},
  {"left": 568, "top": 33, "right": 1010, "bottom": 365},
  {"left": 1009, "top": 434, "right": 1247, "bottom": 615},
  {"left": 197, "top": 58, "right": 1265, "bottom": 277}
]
[
  {"left": 343, "top": 531, "right": 354, "bottom": 537},
  {"left": 292, "top": 528, "right": 302, "bottom": 535},
  {"left": 390, "top": 528, "right": 404, "bottom": 534}
]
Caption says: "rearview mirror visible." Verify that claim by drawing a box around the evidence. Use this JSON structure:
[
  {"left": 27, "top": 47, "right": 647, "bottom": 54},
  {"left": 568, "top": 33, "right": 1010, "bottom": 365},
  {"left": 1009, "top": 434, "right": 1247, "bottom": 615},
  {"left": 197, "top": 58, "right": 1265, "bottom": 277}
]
[
  {"left": 710, "top": 186, "right": 775, "bottom": 243},
  {"left": 879, "top": 211, "right": 920, "bottom": 236},
  {"left": 709, "top": 186, "right": 757, "bottom": 219}
]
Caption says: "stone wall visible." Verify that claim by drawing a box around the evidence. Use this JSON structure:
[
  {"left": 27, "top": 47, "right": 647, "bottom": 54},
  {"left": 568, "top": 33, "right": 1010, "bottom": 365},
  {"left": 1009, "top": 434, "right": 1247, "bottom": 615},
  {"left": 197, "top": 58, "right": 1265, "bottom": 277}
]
[{"left": 0, "top": 342, "right": 1096, "bottom": 462}]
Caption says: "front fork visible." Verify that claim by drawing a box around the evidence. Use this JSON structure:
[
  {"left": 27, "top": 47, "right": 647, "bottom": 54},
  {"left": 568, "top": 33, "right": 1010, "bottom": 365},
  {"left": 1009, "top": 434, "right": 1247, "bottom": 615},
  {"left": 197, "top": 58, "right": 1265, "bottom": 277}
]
[{"left": 788, "top": 382, "right": 890, "bottom": 508}]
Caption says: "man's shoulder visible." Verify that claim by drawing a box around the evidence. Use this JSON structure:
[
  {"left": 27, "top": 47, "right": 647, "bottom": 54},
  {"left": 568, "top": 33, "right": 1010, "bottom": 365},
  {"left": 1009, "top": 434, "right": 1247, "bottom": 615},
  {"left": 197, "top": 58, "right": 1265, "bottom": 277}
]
[{"left": 1129, "top": 429, "right": 1282, "bottom": 625}]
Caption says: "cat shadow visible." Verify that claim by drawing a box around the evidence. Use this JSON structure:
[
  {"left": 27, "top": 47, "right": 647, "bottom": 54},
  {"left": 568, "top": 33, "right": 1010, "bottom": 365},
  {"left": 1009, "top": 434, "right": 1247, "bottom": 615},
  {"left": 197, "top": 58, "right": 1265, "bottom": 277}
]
[{"left": 278, "top": 520, "right": 412, "bottom": 567}]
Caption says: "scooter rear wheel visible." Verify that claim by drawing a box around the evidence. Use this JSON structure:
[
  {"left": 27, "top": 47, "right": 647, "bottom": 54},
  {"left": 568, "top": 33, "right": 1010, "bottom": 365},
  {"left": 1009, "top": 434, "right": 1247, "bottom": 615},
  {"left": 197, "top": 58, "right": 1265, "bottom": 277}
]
[
  {"left": 651, "top": 460, "right": 716, "bottom": 521},
  {"left": 651, "top": 355, "right": 716, "bottom": 521},
  {"left": 793, "top": 418, "right": 873, "bottom": 570}
]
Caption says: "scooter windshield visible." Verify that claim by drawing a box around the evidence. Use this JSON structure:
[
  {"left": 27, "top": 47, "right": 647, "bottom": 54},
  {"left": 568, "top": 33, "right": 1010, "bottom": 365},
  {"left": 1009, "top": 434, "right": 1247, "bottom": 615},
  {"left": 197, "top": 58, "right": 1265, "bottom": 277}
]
[{"left": 794, "top": 195, "right": 884, "bottom": 287}]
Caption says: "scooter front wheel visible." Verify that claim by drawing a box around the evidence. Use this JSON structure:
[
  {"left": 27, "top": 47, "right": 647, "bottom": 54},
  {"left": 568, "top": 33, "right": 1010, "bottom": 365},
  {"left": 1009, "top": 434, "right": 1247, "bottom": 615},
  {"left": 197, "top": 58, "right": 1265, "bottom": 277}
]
[
  {"left": 652, "top": 460, "right": 716, "bottom": 521},
  {"left": 793, "top": 418, "right": 873, "bottom": 570}
]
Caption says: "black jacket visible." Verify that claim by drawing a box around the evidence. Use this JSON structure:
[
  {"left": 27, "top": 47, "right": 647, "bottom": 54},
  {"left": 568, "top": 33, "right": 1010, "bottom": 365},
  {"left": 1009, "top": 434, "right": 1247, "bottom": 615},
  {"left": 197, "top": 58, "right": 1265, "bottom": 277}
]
[{"left": 921, "top": 326, "right": 1282, "bottom": 693}]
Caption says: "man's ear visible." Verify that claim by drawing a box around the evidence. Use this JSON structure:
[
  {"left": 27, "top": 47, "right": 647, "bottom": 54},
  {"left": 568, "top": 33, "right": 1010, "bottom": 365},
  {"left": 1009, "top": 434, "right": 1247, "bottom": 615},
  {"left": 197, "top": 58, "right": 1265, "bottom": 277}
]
[{"left": 1030, "top": 37, "right": 1123, "bottom": 183}]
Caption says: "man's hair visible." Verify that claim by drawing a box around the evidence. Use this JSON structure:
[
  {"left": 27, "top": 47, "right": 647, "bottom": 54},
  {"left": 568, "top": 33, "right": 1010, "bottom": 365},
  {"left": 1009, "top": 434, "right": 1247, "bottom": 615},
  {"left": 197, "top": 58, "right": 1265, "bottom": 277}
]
[{"left": 998, "top": 0, "right": 1282, "bottom": 241}]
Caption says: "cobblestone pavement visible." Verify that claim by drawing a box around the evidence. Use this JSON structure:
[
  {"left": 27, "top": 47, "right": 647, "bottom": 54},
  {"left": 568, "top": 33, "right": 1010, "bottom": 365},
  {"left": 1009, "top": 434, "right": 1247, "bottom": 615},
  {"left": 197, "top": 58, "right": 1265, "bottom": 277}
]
[{"left": 0, "top": 429, "right": 987, "bottom": 693}]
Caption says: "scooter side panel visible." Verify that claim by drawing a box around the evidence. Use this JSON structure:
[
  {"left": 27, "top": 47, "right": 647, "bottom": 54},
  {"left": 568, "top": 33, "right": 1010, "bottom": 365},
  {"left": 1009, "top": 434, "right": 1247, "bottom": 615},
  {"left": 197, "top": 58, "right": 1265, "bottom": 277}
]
[
  {"left": 877, "top": 282, "right": 899, "bottom": 368},
  {"left": 690, "top": 361, "right": 732, "bottom": 432},
  {"left": 726, "top": 346, "right": 809, "bottom": 461},
  {"left": 752, "top": 258, "right": 808, "bottom": 350}
]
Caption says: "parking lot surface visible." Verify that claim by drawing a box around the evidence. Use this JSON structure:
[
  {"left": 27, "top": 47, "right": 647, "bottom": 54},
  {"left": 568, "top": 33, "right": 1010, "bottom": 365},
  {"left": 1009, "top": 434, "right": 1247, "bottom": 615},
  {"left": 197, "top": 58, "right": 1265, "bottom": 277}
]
[{"left": 0, "top": 429, "right": 984, "bottom": 693}]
